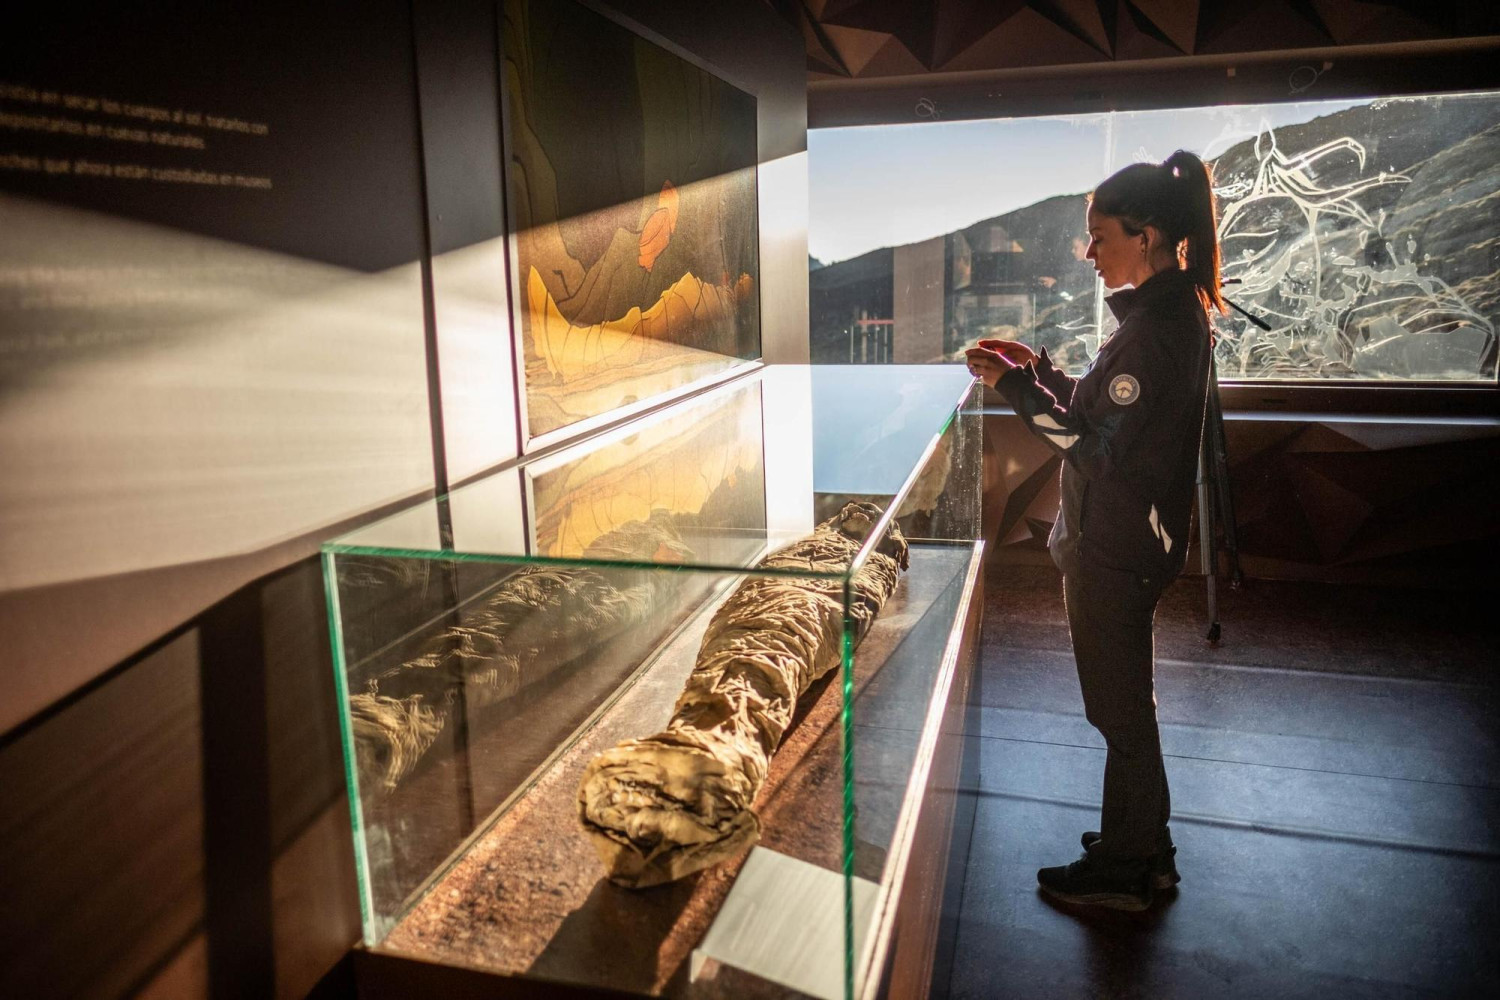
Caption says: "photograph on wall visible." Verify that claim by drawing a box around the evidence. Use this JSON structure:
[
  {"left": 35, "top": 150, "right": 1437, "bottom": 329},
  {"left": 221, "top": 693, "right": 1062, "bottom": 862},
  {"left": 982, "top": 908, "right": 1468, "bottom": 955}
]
[{"left": 501, "top": 0, "right": 761, "bottom": 445}]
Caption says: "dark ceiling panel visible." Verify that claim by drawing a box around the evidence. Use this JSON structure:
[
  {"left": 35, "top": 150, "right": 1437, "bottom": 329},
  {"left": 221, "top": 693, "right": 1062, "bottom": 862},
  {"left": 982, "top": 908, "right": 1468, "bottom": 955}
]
[
  {"left": 774, "top": 0, "right": 1500, "bottom": 81},
  {"left": 1310, "top": 0, "right": 1446, "bottom": 44},
  {"left": 1034, "top": 0, "right": 1115, "bottom": 54},
  {"left": 1130, "top": 0, "right": 1200, "bottom": 53},
  {"left": 821, "top": 22, "right": 904, "bottom": 75},
  {"left": 1116, "top": 0, "right": 1189, "bottom": 60},
  {"left": 820, "top": 0, "right": 940, "bottom": 67},
  {"left": 933, "top": 0, "right": 1033, "bottom": 68},
  {"left": 860, "top": 32, "right": 933, "bottom": 76},
  {"left": 941, "top": 7, "right": 1112, "bottom": 72},
  {"left": 1197, "top": 0, "right": 1336, "bottom": 54}
]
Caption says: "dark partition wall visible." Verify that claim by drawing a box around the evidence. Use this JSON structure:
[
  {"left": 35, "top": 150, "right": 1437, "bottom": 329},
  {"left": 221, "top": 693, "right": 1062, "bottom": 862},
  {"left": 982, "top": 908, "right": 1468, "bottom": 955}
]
[
  {"left": 0, "top": 0, "right": 437, "bottom": 732},
  {"left": 0, "top": 3, "right": 432, "bottom": 998},
  {"left": 0, "top": 3, "right": 432, "bottom": 269}
]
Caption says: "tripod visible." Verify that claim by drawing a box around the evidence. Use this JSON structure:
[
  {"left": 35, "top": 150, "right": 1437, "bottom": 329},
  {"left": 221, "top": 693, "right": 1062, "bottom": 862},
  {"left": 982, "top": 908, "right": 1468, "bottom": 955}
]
[
  {"left": 1194, "top": 357, "right": 1243, "bottom": 645},
  {"left": 1195, "top": 290, "right": 1262, "bottom": 644}
]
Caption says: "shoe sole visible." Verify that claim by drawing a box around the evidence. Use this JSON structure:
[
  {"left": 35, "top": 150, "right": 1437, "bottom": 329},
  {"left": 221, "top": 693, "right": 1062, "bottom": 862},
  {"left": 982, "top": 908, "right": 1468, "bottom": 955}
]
[
  {"left": 1081, "top": 833, "right": 1180, "bottom": 891},
  {"left": 1037, "top": 882, "right": 1153, "bottom": 912}
]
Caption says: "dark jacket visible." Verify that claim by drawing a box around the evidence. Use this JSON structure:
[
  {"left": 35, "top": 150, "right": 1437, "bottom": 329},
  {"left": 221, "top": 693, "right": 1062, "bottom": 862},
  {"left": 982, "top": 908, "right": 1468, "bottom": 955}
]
[{"left": 996, "top": 268, "right": 1213, "bottom": 580}]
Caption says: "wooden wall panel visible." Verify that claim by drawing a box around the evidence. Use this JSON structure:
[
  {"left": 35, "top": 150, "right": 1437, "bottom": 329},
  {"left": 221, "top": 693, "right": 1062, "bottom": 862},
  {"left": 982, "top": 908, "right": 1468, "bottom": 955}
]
[{"left": 0, "top": 632, "right": 204, "bottom": 1000}]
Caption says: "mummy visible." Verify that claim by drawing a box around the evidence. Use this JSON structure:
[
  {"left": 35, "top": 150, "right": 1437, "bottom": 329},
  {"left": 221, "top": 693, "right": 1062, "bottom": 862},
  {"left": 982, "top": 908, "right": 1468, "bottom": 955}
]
[
  {"left": 577, "top": 502, "right": 909, "bottom": 889},
  {"left": 350, "top": 511, "right": 692, "bottom": 790}
]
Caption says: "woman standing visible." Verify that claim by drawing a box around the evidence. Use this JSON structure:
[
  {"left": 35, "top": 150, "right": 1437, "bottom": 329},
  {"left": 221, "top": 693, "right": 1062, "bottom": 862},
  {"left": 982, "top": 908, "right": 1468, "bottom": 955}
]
[{"left": 965, "top": 150, "right": 1223, "bottom": 911}]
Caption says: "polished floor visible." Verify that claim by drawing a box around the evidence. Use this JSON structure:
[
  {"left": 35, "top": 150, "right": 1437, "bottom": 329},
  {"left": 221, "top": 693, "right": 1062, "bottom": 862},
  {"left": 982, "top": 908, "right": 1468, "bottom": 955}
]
[{"left": 936, "top": 565, "right": 1500, "bottom": 1000}]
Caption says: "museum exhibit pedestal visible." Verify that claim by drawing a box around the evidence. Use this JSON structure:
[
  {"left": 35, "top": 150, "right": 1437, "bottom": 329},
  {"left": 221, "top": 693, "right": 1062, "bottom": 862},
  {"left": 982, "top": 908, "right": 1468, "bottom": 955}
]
[{"left": 324, "top": 366, "right": 984, "bottom": 998}]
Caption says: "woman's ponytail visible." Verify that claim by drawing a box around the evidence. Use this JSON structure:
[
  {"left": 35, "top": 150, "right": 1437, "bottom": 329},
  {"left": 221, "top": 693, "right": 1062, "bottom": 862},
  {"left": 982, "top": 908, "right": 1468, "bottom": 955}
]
[
  {"left": 1091, "top": 150, "right": 1225, "bottom": 316},
  {"left": 1163, "top": 149, "right": 1225, "bottom": 315}
]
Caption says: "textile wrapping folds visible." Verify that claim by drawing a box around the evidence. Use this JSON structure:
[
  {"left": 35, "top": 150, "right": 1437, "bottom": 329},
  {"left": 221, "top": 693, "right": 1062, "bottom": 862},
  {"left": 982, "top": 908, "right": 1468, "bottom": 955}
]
[
  {"left": 348, "top": 511, "right": 693, "bottom": 790},
  {"left": 577, "top": 501, "right": 910, "bottom": 889}
]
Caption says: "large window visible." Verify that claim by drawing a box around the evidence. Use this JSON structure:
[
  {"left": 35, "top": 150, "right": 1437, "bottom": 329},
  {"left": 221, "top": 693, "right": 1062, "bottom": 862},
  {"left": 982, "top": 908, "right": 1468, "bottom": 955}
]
[{"left": 809, "top": 92, "right": 1500, "bottom": 382}]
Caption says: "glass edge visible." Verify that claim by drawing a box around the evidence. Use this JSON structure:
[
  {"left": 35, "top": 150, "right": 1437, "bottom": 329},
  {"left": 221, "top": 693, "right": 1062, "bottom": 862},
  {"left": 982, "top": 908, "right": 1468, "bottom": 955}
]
[
  {"left": 321, "top": 544, "right": 854, "bottom": 580},
  {"left": 321, "top": 550, "right": 380, "bottom": 944},
  {"left": 840, "top": 580, "right": 856, "bottom": 1000},
  {"left": 851, "top": 540, "right": 985, "bottom": 996},
  {"left": 845, "top": 387, "right": 982, "bottom": 994},
  {"left": 846, "top": 375, "right": 978, "bottom": 579},
  {"left": 521, "top": 356, "right": 765, "bottom": 456}
]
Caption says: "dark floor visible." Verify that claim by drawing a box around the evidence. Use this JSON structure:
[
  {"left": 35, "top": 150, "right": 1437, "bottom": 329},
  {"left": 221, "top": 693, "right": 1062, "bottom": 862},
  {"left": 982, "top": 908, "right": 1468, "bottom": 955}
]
[{"left": 936, "top": 564, "right": 1500, "bottom": 1000}]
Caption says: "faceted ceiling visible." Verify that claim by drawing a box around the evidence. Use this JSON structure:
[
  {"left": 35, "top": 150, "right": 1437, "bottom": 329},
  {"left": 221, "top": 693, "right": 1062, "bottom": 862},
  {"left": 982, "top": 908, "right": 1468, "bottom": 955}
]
[{"left": 770, "top": 1, "right": 1500, "bottom": 80}]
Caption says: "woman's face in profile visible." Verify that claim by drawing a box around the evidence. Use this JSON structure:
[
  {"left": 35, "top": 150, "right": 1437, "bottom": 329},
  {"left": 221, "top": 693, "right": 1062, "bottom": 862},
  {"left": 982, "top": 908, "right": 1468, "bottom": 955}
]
[{"left": 1084, "top": 206, "right": 1140, "bottom": 290}]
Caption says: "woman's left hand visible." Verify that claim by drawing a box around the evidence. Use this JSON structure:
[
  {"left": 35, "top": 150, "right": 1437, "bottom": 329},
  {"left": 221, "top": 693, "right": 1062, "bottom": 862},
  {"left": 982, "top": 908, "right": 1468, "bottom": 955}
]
[{"left": 965, "top": 345, "right": 1017, "bottom": 388}]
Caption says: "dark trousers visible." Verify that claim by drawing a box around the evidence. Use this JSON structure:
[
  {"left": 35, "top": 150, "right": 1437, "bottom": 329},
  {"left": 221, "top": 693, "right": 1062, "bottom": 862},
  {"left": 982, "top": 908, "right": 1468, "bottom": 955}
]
[{"left": 1063, "top": 563, "right": 1172, "bottom": 865}]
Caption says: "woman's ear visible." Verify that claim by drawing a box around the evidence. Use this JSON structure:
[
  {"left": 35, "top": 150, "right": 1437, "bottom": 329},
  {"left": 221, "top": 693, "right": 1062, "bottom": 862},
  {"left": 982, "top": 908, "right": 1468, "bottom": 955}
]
[{"left": 1141, "top": 224, "right": 1165, "bottom": 253}]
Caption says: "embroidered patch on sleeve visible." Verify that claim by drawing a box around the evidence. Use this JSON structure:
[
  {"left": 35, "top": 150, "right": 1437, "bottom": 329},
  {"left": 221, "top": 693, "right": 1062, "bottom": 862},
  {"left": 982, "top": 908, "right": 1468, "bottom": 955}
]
[{"left": 1109, "top": 374, "right": 1141, "bottom": 405}]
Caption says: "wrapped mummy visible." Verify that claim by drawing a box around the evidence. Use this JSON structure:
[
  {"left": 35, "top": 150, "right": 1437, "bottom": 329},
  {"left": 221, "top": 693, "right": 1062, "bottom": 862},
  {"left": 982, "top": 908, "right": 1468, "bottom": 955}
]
[
  {"left": 578, "top": 501, "right": 909, "bottom": 888},
  {"left": 350, "top": 511, "right": 693, "bottom": 789}
]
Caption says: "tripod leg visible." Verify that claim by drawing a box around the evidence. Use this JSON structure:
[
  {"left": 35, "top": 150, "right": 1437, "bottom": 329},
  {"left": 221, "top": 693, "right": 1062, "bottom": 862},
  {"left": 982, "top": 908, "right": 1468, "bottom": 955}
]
[
  {"left": 1196, "top": 444, "right": 1220, "bottom": 645},
  {"left": 1207, "top": 363, "right": 1244, "bottom": 589}
]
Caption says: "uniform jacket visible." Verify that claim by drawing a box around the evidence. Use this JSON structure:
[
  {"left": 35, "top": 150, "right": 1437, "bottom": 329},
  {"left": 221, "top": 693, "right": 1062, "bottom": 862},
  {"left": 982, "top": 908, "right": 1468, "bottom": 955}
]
[{"left": 996, "top": 267, "right": 1213, "bottom": 580}]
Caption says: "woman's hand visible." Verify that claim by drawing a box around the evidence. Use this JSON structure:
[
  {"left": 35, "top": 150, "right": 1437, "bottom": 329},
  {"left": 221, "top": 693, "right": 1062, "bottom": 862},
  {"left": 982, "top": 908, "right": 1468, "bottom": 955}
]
[
  {"left": 976, "top": 338, "right": 1038, "bottom": 367},
  {"left": 965, "top": 344, "right": 1018, "bottom": 388}
]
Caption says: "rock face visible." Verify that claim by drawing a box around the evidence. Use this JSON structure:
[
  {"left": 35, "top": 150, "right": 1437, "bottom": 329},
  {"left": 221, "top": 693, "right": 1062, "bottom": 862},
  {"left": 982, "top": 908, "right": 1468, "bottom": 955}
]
[
  {"left": 577, "top": 502, "right": 909, "bottom": 889},
  {"left": 1210, "top": 98, "right": 1500, "bottom": 199},
  {"left": 1388, "top": 123, "right": 1500, "bottom": 319},
  {"left": 1208, "top": 98, "right": 1499, "bottom": 378}
]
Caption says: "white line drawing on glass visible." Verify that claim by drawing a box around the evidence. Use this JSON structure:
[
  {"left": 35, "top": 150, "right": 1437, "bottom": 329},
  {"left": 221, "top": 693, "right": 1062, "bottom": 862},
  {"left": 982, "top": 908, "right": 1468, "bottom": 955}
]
[{"left": 1215, "top": 126, "right": 1496, "bottom": 379}]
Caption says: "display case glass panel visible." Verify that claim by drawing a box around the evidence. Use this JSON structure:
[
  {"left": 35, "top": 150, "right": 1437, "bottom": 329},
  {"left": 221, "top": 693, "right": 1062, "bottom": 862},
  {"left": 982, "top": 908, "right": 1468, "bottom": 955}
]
[{"left": 323, "top": 364, "right": 983, "bottom": 998}]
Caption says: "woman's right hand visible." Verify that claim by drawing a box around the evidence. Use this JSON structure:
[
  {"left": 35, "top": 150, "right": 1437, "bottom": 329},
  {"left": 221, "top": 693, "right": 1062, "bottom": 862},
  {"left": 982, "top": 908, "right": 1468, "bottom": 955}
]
[{"left": 976, "top": 338, "right": 1038, "bottom": 367}]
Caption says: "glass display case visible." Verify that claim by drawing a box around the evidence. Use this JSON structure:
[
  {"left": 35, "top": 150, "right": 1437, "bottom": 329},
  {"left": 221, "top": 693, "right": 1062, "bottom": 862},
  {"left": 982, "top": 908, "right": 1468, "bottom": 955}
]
[{"left": 323, "top": 364, "right": 984, "bottom": 999}]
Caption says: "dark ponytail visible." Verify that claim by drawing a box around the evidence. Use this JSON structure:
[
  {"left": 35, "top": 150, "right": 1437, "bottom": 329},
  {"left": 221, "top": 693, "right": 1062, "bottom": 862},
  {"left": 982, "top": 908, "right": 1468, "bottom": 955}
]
[
  {"left": 1091, "top": 149, "right": 1225, "bottom": 315},
  {"left": 1163, "top": 150, "right": 1224, "bottom": 315}
]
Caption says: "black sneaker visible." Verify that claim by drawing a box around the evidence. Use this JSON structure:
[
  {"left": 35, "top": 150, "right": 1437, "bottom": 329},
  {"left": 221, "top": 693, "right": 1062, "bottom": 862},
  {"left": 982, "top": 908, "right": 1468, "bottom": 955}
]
[
  {"left": 1081, "top": 831, "right": 1181, "bottom": 889},
  {"left": 1036, "top": 852, "right": 1154, "bottom": 911}
]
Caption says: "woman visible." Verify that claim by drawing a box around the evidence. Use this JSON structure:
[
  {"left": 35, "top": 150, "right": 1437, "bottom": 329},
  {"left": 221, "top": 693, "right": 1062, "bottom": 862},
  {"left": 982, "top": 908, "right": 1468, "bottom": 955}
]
[{"left": 965, "top": 150, "right": 1223, "bottom": 911}]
